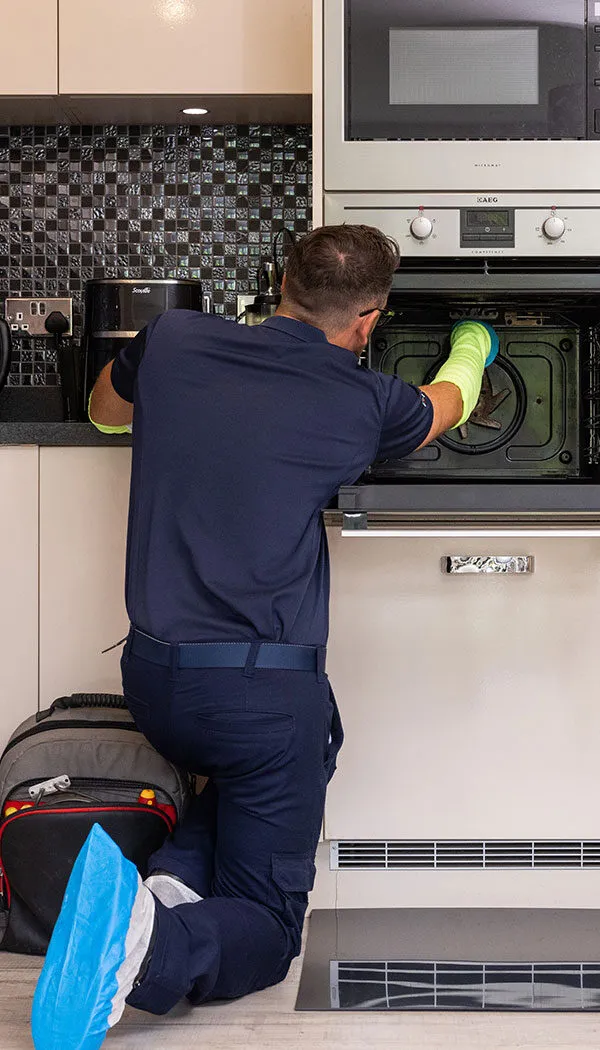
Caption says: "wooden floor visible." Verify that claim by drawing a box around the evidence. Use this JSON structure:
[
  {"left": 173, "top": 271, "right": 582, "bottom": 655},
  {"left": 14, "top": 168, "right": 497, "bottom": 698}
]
[{"left": 3, "top": 951, "right": 600, "bottom": 1050}]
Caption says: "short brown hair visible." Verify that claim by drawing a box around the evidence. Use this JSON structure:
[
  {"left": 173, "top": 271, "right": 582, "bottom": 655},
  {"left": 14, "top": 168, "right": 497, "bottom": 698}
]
[{"left": 282, "top": 224, "right": 400, "bottom": 328}]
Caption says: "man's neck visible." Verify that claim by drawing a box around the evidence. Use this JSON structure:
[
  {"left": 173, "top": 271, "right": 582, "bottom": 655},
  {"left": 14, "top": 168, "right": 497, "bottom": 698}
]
[
  {"left": 274, "top": 308, "right": 349, "bottom": 351},
  {"left": 274, "top": 307, "right": 321, "bottom": 329}
]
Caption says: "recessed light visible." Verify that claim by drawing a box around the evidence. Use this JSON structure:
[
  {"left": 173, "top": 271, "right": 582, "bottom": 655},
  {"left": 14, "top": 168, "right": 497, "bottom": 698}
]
[{"left": 182, "top": 107, "right": 209, "bottom": 116}]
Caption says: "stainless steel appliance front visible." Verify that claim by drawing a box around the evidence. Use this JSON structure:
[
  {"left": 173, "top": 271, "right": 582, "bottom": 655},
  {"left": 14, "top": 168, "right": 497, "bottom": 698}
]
[
  {"left": 322, "top": 0, "right": 600, "bottom": 192},
  {"left": 324, "top": 193, "right": 600, "bottom": 255},
  {"left": 324, "top": 195, "right": 600, "bottom": 524}
]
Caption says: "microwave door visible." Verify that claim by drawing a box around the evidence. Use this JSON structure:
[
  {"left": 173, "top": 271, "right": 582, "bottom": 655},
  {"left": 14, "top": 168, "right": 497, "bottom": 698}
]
[{"left": 345, "top": 0, "right": 586, "bottom": 141}]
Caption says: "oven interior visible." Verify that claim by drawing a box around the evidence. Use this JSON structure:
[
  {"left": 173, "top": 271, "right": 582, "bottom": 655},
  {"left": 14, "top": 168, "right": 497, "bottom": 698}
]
[{"left": 368, "top": 275, "right": 600, "bottom": 483}]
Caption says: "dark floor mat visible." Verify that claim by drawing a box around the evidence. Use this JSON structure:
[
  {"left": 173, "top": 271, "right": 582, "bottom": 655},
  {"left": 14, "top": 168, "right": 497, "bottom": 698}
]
[{"left": 296, "top": 909, "right": 600, "bottom": 1012}]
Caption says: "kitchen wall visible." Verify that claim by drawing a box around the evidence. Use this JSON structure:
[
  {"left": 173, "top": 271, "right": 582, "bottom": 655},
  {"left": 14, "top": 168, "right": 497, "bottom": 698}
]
[{"left": 3, "top": 123, "right": 312, "bottom": 386}]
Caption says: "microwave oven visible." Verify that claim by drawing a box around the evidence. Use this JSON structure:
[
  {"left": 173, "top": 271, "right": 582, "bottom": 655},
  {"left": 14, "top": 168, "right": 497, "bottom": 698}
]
[{"left": 321, "top": 0, "right": 600, "bottom": 193}]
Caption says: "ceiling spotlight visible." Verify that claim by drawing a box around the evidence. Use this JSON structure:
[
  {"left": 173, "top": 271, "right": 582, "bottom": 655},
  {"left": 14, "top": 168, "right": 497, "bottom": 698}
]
[{"left": 182, "top": 107, "right": 209, "bottom": 116}]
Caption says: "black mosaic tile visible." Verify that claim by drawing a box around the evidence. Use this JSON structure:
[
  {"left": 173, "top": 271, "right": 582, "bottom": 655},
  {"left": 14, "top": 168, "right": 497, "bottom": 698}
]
[{"left": 4, "top": 124, "right": 312, "bottom": 385}]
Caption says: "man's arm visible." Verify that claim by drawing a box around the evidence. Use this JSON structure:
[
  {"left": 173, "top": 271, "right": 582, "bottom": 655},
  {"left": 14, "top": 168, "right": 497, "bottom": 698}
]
[
  {"left": 89, "top": 361, "right": 133, "bottom": 431},
  {"left": 88, "top": 325, "right": 149, "bottom": 434},
  {"left": 376, "top": 321, "right": 498, "bottom": 461},
  {"left": 415, "top": 381, "right": 463, "bottom": 448},
  {"left": 416, "top": 320, "right": 499, "bottom": 449}
]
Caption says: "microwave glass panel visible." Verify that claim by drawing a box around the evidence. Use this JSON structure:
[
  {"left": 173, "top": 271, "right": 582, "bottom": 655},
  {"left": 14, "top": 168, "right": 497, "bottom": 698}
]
[{"left": 389, "top": 29, "right": 539, "bottom": 107}]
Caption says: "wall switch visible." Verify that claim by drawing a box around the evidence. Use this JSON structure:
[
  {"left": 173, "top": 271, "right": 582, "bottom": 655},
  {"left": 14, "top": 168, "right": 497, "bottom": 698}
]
[{"left": 5, "top": 298, "right": 73, "bottom": 337}]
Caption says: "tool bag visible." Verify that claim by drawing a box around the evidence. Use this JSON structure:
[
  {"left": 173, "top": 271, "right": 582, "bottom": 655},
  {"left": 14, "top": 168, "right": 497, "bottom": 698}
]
[{"left": 0, "top": 693, "right": 192, "bottom": 955}]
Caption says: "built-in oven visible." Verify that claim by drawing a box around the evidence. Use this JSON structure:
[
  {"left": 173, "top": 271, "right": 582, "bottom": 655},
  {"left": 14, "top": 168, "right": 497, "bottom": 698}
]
[
  {"left": 325, "top": 195, "right": 600, "bottom": 529},
  {"left": 321, "top": 0, "right": 600, "bottom": 192}
]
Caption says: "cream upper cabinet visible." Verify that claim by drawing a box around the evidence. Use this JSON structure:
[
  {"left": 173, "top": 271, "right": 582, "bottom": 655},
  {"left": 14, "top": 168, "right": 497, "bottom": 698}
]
[
  {"left": 59, "top": 0, "right": 311, "bottom": 96},
  {"left": 0, "top": 448, "right": 39, "bottom": 754},
  {"left": 39, "top": 447, "right": 131, "bottom": 705},
  {"left": 0, "top": 0, "right": 57, "bottom": 95}
]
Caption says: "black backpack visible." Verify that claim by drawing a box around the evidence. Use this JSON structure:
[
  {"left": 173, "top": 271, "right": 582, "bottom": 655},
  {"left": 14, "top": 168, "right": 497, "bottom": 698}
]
[{"left": 0, "top": 693, "right": 192, "bottom": 954}]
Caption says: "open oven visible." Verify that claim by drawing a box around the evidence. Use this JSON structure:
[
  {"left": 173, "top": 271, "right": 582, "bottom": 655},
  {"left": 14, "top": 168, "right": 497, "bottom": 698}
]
[{"left": 338, "top": 257, "right": 600, "bottom": 529}]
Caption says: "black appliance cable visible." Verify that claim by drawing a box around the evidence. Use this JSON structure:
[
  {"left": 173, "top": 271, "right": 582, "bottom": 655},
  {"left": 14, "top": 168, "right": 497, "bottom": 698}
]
[{"left": 45, "top": 310, "right": 75, "bottom": 421}]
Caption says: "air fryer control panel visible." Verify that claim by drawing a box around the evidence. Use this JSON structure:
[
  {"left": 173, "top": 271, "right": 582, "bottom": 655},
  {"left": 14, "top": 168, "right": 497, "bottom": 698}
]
[{"left": 324, "top": 193, "right": 600, "bottom": 255}]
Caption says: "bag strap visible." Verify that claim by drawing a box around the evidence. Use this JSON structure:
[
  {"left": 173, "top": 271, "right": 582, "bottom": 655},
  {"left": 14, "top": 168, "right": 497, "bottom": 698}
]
[{"left": 36, "top": 693, "right": 128, "bottom": 723}]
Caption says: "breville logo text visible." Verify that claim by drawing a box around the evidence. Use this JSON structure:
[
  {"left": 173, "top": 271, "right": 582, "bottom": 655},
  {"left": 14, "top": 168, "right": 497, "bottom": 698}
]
[
  {"left": 132, "top": 287, "right": 151, "bottom": 294},
  {"left": 477, "top": 196, "right": 499, "bottom": 204}
]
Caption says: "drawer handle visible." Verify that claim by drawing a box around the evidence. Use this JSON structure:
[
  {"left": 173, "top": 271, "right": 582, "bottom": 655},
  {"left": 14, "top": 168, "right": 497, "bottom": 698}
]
[{"left": 443, "top": 556, "right": 534, "bottom": 574}]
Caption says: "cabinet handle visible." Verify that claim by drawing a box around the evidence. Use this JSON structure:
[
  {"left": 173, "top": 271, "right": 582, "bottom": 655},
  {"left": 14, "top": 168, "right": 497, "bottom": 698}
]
[{"left": 443, "top": 556, "right": 534, "bottom": 575}]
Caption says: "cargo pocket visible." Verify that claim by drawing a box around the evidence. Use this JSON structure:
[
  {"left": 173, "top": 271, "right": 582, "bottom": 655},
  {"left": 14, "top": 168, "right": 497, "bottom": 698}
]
[
  {"left": 268, "top": 852, "right": 315, "bottom": 972},
  {"left": 271, "top": 852, "right": 316, "bottom": 898}
]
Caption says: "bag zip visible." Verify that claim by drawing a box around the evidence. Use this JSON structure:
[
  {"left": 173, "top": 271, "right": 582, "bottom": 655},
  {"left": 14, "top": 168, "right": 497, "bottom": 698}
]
[
  {"left": 0, "top": 804, "right": 175, "bottom": 911},
  {"left": 8, "top": 777, "right": 175, "bottom": 809},
  {"left": 0, "top": 719, "right": 140, "bottom": 761},
  {"left": 72, "top": 778, "right": 174, "bottom": 808}
]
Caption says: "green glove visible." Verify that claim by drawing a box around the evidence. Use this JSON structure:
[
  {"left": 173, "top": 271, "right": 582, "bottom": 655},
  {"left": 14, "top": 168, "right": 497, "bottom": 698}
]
[{"left": 430, "top": 321, "right": 492, "bottom": 428}]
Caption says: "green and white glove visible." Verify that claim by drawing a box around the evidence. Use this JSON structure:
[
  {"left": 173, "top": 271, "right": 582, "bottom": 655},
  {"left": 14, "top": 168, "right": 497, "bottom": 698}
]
[{"left": 430, "top": 321, "right": 497, "bottom": 428}]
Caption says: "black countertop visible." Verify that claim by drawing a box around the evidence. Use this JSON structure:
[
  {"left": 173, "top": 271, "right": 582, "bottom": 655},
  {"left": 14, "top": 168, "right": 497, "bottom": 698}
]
[
  {"left": 0, "top": 387, "right": 131, "bottom": 446},
  {"left": 0, "top": 422, "right": 131, "bottom": 447}
]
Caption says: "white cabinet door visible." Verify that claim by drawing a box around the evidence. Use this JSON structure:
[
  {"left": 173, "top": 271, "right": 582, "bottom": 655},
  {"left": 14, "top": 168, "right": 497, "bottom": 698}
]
[
  {"left": 59, "top": 0, "right": 311, "bottom": 96},
  {"left": 0, "top": 448, "right": 38, "bottom": 754},
  {"left": 325, "top": 531, "right": 600, "bottom": 842},
  {"left": 39, "top": 447, "right": 131, "bottom": 704},
  {"left": 0, "top": 1, "right": 58, "bottom": 95}
]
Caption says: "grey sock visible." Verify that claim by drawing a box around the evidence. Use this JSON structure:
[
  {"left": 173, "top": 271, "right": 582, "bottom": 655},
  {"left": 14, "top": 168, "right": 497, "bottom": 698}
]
[{"left": 144, "top": 872, "right": 203, "bottom": 908}]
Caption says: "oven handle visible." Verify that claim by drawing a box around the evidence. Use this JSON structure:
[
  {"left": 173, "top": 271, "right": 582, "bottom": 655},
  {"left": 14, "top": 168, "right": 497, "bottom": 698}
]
[
  {"left": 339, "top": 513, "right": 600, "bottom": 538},
  {"left": 341, "top": 529, "right": 600, "bottom": 538}
]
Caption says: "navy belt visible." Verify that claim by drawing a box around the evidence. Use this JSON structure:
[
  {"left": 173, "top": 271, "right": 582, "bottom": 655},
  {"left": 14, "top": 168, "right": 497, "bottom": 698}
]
[{"left": 129, "top": 629, "right": 323, "bottom": 672}]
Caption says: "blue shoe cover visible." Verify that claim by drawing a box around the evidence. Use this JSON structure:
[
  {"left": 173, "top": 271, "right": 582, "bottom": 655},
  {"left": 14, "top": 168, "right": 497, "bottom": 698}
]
[{"left": 31, "top": 824, "right": 139, "bottom": 1050}]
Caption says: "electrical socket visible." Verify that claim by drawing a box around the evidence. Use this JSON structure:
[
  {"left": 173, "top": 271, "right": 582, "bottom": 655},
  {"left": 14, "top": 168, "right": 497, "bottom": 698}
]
[
  {"left": 5, "top": 297, "right": 73, "bottom": 337},
  {"left": 236, "top": 294, "right": 255, "bottom": 324}
]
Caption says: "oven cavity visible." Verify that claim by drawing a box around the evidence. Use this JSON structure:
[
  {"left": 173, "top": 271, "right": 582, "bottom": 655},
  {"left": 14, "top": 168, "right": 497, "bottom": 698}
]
[{"left": 368, "top": 298, "right": 600, "bottom": 481}]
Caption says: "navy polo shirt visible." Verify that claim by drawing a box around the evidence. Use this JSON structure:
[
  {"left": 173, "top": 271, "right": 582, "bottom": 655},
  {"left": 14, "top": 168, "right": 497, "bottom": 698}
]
[{"left": 111, "top": 311, "right": 433, "bottom": 645}]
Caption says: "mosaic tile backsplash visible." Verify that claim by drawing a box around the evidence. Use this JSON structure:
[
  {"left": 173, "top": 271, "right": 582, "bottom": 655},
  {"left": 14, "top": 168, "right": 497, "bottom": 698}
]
[{"left": 2, "top": 123, "right": 312, "bottom": 385}]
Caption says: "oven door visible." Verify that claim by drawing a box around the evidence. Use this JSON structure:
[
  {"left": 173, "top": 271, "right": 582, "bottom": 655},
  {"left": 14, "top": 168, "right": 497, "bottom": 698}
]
[
  {"left": 346, "top": 0, "right": 585, "bottom": 143},
  {"left": 323, "top": 0, "right": 600, "bottom": 192}
]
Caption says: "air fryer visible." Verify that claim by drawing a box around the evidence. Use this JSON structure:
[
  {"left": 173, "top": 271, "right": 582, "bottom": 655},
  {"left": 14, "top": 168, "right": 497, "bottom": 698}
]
[{"left": 82, "top": 279, "right": 203, "bottom": 419}]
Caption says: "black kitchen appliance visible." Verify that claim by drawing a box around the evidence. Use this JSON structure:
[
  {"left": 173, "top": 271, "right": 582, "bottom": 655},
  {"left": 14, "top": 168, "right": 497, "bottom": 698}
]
[
  {"left": 339, "top": 258, "right": 600, "bottom": 525},
  {"left": 0, "top": 318, "right": 11, "bottom": 395},
  {"left": 81, "top": 279, "right": 203, "bottom": 418}
]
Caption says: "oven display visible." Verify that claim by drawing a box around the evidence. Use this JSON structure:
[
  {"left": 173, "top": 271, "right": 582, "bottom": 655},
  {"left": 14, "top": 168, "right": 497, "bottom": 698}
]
[
  {"left": 461, "top": 208, "right": 515, "bottom": 247},
  {"left": 466, "top": 210, "right": 510, "bottom": 228}
]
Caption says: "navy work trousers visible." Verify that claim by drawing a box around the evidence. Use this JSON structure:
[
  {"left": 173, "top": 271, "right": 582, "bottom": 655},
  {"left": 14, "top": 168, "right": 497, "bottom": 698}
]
[{"left": 121, "top": 646, "right": 343, "bottom": 1013}]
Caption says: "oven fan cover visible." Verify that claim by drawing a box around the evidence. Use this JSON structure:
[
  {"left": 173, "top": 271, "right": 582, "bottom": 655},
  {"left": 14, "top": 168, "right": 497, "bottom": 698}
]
[{"left": 370, "top": 327, "right": 580, "bottom": 478}]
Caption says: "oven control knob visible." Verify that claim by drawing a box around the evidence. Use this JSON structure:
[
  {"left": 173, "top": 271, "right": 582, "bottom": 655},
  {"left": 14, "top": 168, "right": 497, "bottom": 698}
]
[
  {"left": 542, "top": 215, "right": 565, "bottom": 241},
  {"left": 410, "top": 215, "right": 433, "bottom": 240}
]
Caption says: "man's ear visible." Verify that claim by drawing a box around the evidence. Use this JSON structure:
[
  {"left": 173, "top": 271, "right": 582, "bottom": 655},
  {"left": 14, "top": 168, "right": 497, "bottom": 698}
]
[
  {"left": 280, "top": 273, "right": 287, "bottom": 292},
  {"left": 357, "top": 311, "right": 377, "bottom": 346}
]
